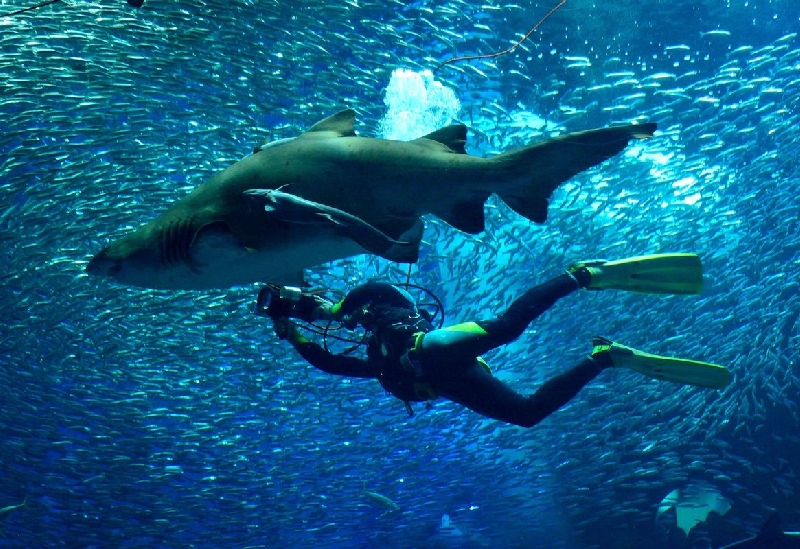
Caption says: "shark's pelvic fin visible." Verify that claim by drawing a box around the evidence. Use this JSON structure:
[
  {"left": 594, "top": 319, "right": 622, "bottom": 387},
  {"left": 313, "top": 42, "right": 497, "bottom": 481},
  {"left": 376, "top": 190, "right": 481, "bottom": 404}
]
[
  {"left": 439, "top": 197, "right": 488, "bottom": 234},
  {"left": 381, "top": 218, "right": 424, "bottom": 263}
]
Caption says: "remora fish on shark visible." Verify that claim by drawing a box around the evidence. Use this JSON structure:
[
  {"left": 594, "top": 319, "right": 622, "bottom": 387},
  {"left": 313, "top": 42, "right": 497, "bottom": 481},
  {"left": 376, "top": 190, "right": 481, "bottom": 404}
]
[
  {"left": 87, "top": 109, "right": 656, "bottom": 289},
  {"left": 243, "top": 188, "right": 421, "bottom": 262}
]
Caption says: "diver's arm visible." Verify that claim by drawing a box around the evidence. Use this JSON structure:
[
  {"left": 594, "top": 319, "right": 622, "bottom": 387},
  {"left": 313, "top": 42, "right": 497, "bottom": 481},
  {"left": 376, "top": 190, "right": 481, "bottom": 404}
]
[
  {"left": 282, "top": 322, "right": 375, "bottom": 379},
  {"left": 255, "top": 283, "right": 414, "bottom": 324},
  {"left": 326, "top": 282, "right": 417, "bottom": 321}
]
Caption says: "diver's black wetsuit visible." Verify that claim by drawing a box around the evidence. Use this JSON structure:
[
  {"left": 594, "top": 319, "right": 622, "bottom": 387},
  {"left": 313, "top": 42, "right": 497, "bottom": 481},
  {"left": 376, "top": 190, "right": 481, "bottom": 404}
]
[{"left": 284, "top": 275, "right": 609, "bottom": 428}]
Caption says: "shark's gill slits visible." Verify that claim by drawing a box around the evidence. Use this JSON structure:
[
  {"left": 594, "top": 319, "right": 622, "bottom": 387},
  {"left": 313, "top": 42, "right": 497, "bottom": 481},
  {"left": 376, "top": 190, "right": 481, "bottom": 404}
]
[{"left": 160, "top": 220, "right": 193, "bottom": 267}]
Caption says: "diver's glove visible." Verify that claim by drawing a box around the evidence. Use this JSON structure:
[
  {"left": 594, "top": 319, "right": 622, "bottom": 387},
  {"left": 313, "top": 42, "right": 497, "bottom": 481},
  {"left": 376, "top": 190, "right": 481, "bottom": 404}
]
[
  {"left": 272, "top": 317, "right": 292, "bottom": 340},
  {"left": 272, "top": 317, "right": 311, "bottom": 344},
  {"left": 255, "top": 285, "right": 332, "bottom": 322}
]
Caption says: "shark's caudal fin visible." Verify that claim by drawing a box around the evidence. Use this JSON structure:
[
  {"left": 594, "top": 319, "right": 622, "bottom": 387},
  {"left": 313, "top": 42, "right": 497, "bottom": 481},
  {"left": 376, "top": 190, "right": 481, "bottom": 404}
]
[{"left": 493, "top": 122, "right": 657, "bottom": 224}]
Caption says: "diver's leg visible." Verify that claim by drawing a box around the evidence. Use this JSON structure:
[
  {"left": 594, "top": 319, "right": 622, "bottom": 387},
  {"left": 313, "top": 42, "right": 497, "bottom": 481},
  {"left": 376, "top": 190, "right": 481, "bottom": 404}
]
[
  {"left": 591, "top": 336, "right": 730, "bottom": 389},
  {"left": 419, "top": 272, "right": 587, "bottom": 362},
  {"left": 434, "top": 357, "right": 605, "bottom": 428}
]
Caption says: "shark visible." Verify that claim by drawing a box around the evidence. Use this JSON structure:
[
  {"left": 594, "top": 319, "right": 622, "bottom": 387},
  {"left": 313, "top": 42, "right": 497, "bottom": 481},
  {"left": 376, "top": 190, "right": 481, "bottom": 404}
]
[
  {"left": 86, "top": 109, "right": 656, "bottom": 290},
  {"left": 718, "top": 514, "right": 800, "bottom": 549}
]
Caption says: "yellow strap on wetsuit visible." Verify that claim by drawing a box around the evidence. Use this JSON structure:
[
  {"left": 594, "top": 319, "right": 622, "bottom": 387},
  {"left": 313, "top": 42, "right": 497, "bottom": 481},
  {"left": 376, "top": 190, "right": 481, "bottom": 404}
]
[
  {"left": 405, "top": 332, "right": 437, "bottom": 400},
  {"left": 476, "top": 356, "right": 491, "bottom": 375},
  {"left": 410, "top": 331, "right": 424, "bottom": 352},
  {"left": 328, "top": 300, "right": 345, "bottom": 318},
  {"left": 286, "top": 324, "right": 312, "bottom": 345}
]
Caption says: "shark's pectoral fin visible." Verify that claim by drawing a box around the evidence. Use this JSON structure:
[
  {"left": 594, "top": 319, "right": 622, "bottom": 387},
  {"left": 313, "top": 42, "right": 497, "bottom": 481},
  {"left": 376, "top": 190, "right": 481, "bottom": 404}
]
[
  {"left": 191, "top": 220, "right": 237, "bottom": 248},
  {"left": 437, "top": 197, "right": 487, "bottom": 234}
]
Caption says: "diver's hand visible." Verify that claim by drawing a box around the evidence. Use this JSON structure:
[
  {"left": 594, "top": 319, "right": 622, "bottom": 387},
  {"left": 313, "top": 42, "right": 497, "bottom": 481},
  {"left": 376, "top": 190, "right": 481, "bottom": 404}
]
[
  {"left": 259, "top": 285, "right": 332, "bottom": 322},
  {"left": 274, "top": 318, "right": 309, "bottom": 344},
  {"left": 340, "top": 314, "right": 359, "bottom": 330},
  {"left": 272, "top": 317, "right": 292, "bottom": 340},
  {"left": 294, "top": 293, "right": 333, "bottom": 322}
]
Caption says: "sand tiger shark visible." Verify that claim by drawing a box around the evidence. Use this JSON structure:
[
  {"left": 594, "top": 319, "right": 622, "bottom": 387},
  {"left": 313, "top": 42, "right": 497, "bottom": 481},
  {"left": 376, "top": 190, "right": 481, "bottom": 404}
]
[
  {"left": 87, "top": 109, "right": 656, "bottom": 289},
  {"left": 719, "top": 514, "right": 800, "bottom": 548}
]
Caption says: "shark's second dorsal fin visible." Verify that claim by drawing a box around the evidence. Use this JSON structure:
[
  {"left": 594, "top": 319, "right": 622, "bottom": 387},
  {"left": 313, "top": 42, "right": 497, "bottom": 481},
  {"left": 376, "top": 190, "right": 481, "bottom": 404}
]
[
  {"left": 302, "top": 109, "right": 357, "bottom": 138},
  {"left": 412, "top": 125, "right": 467, "bottom": 154},
  {"left": 253, "top": 136, "right": 296, "bottom": 155}
]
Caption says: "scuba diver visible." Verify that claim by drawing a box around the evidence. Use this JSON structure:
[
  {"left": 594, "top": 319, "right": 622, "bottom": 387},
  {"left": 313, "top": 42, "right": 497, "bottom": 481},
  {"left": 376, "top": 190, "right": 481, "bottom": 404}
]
[{"left": 254, "top": 254, "right": 731, "bottom": 426}]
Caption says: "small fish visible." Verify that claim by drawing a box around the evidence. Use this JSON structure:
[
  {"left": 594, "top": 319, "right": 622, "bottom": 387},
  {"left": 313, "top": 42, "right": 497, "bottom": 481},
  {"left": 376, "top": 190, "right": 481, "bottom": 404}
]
[
  {"left": 0, "top": 499, "right": 26, "bottom": 519},
  {"left": 701, "top": 29, "right": 732, "bottom": 38},
  {"left": 362, "top": 481, "right": 400, "bottom": 511}
]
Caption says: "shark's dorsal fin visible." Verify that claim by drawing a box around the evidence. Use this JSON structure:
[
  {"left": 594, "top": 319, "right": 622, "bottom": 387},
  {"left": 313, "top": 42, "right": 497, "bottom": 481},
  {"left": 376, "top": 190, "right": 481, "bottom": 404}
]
[
  {"left": 412, "top": 125, "right": 467, "bottom": 154},
  {"left": 302, "top": 109, "right": 357, "bottom": 138}
]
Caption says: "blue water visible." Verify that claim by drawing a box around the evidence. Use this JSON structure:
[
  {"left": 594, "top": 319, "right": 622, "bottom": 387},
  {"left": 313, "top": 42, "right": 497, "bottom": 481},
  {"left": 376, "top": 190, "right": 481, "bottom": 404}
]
[{"left": 1, "top": 1, "right": 799, "bottom": 548}]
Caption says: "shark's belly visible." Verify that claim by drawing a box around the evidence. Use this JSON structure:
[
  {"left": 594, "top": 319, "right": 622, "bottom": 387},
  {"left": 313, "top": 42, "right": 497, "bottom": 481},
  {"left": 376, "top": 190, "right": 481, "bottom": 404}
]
[{"left": 175, "top": 232, "right": 365, "bottom": 289}]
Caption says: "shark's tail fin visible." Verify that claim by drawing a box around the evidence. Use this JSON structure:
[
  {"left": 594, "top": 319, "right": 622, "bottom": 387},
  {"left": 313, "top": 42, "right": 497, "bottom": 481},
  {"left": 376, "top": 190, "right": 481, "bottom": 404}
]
[{"left": 492, "top": 123, "right": 657, "bottom": 224}]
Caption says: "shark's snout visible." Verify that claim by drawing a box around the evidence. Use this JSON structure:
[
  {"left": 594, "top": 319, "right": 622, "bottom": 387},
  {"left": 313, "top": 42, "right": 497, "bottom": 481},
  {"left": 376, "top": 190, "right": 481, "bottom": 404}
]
[{"left": 86, "top": 249, "right": 121, "bottom": 278}]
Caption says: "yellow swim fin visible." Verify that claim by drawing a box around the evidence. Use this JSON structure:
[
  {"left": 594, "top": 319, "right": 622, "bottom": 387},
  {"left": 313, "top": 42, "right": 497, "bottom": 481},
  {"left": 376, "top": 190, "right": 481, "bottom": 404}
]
[
  {"left": 570, "top": 253, "right": 703, "bottom": 295},
  {"left": 592, "top": 336, "right": 731, "bottom": 389}
]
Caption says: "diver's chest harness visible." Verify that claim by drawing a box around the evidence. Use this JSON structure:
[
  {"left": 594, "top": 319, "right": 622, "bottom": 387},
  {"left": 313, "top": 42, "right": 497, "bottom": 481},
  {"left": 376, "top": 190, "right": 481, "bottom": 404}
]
[{"left": 366, "top": 310, "right": 436, "bottom": 415}]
